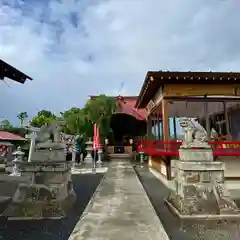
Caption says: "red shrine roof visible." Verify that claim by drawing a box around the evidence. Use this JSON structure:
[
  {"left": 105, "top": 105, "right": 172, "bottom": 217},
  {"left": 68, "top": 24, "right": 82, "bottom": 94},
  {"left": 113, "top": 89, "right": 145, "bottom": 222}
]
[
  {"left": 89, "top": 95, "right": 147, "bottom": 121},
  {"left": 0, "top": 131, "right": 26, "bottom": 141},
  {"left": 115, "top": 96, "right": 147, "bottom": 121}
]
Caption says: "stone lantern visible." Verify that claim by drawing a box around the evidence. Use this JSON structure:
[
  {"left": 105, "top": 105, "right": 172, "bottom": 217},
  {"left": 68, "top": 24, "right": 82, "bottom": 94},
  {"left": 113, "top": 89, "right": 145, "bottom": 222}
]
[
  {"left": 84, "top": 138, "right": 93, "bottom": 164},
  {"left": 10, "top": 146, "right": 25, "bottom": 176}
]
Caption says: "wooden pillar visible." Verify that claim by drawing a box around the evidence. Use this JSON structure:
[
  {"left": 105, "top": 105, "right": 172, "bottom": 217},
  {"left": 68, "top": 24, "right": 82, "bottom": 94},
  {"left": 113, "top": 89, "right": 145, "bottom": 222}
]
[
  {"left": 155, "top": 115, "right": 158, "bottom": 140},
  {"left": 147, "top": 115, "right": 152, "bottom": 140},
  {"left": 154, "top": 118, "right": 158, "bottom": 140},
  {"left": 162, "top": 100, "right": 171, "bottom": 180},
  {"left": 162, "top": 100, "right": 170, "bottom": 142},
  {"left": 157, "top": 115, "right": 161, "bottom": 140},
  {"left": 204, "top": 102, "right": 210, "bottom": 140},
  {"left": 223, "top": 101, "right": 231, "bottom": 139},
  {"left": 173, "top": 117, "right": 177, "bottom": 140},
  {"left": 166, "top": 158, "right": 172, "bottom": 180},
  {"left": 161, "top": 120, "right": 163, "bottom": 140}
]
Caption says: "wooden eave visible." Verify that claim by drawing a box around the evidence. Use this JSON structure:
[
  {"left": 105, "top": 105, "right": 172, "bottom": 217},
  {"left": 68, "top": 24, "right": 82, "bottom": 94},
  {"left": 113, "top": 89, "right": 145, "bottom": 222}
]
[
  {"left": 135, "top": 71, "right": 240, "bottom": 109},
  {"left": 0, "top": 59, "right": 32, "bottom": 84}
]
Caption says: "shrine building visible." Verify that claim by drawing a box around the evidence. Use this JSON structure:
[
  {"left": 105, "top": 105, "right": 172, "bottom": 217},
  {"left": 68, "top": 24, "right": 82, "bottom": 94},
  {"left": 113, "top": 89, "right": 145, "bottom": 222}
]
[
  {"left": 135, "top": 71, "right": 240, "bottom": 183},
  {"left": 89, "top": 95, "right": 148, "bottom": 154}
]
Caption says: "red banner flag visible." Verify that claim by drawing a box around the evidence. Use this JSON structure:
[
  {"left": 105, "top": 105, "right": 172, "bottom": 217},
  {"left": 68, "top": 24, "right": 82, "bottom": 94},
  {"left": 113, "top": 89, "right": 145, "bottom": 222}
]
[{"left": 93, "top": 123, "right": 100, "bottom": 151}]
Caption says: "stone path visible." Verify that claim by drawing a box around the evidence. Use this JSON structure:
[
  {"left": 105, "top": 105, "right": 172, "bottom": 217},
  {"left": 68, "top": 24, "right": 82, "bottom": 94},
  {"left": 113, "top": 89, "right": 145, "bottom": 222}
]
[{"left": 69, "top": 160, "right": 169, "bottom": 240}]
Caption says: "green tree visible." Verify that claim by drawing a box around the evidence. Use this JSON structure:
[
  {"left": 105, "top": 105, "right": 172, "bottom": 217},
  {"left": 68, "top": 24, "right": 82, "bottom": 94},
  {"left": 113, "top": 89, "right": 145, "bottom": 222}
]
[
  {"left": 17, "top": 112, "right": 28, "bottom": 126},
  {"left": 30, "top": 110, "right": 56, "bottom": 128},
  {"left": 63, "top": 110, "right": 84, "bottom": 134},
  {"left": 62, "top": 107, "right": 82, "bottom": 118},
  {"left": 36, "top": 110, "right": 55, "bottom": 119},
  {"left": 0, "top": 119, "right": 13, "bottom": 130},
  {"left": 83, "top": 95, "right": 116, "bottom": 140},
  {"left": 61, "top": 108, "right": 90, "bottom": 137}
]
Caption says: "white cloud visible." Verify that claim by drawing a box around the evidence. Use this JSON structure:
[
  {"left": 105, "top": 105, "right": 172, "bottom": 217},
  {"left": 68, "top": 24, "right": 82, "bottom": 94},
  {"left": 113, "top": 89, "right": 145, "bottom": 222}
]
[{"left": 0, "top": 0, "right": 240, "bottom": 123}]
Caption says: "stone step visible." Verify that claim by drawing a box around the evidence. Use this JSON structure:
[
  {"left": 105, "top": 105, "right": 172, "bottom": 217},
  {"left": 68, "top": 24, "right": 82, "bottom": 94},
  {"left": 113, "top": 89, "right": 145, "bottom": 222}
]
[{"left": 108, "top": 153, "right": 132, "bottom": 160}]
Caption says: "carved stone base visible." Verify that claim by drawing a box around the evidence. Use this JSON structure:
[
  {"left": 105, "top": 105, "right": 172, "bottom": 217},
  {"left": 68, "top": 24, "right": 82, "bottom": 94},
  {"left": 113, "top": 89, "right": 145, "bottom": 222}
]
[
  {"left": 31, "top": 148, "right": 66, "bottom": 162},
  {"left": 165, "top": 198, "right": 240, "bottom": 221},
  {"left": 84, "top": 153, "right": 93, "bottom": 164},
  {"left": 167, "top": 190, "right": 219, "bottom": 215},
  {"left": 2, "top": 182, "right": 76, "bottom": 219},
  {"left": 167, "top": 160, "right": 240, "bottom": 218},
  {"left": 0, "top": 161, "right": 76, "bottom": 220},
  {"left": 165, "top": 199, "right": 240, "bottom": 239},
  {"left": 179, "top": 148, "right": 214, "bottom": 161}
]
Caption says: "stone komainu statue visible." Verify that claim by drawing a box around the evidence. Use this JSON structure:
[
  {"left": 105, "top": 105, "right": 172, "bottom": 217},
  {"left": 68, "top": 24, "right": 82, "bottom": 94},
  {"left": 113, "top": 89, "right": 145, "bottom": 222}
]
[
  {"left": 179, "top": 117, "right": 210, "bottom": 148},
  {"left": 35, "top": 122, "right": 62, "bottom": 144},
  {"left": 31, "top": 122, "right": 66, "bottom": 161}
]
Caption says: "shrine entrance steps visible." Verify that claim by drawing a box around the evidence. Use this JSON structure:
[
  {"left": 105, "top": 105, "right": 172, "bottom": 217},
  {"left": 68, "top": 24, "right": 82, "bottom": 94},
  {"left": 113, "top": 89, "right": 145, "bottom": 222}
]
[
  {"left": 108, "top": 153, "right": 132, "bottom": 161},
  {"left": 69, "top": 160, "right": 169, "bottom": 240}
]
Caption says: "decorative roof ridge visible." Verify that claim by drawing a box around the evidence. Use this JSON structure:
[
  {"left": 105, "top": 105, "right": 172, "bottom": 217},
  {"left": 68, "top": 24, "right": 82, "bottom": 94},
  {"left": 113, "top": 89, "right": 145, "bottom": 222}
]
[{"left": 150, "top": 70, "right": 240, "bottom": 74}]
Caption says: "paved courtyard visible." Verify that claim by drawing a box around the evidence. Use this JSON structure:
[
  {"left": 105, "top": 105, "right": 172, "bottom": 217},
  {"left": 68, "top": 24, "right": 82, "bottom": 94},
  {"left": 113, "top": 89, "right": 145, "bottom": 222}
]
[
  {"left": 69, "top": 161, "right": 169, "bottom": 240},
  {"left": 2, "top": 160, "right": 239, "bottom": 240}
]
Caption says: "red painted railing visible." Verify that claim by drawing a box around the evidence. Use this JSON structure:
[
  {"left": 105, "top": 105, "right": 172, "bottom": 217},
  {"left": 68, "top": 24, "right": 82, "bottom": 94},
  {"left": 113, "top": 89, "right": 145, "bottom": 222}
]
[{"left": 136, "top": 140, "right": 240, "bottom": 157}]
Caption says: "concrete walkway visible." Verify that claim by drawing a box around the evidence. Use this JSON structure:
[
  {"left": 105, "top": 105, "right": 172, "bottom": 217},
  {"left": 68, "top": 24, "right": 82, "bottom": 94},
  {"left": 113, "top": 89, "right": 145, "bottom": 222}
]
[
  {"left": 69, "top": 160, "right": 169, "bottom": 240},
  {"left": 71, "top": 166, "right": 108, "bottom": 175}
]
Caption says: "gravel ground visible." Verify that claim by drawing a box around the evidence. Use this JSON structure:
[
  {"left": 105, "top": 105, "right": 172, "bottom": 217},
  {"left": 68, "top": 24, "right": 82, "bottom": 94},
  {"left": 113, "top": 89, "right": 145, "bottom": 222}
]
[
  {"left": 0, "top": 174, "right": 103, "bottom": 240},
  {"left": 135, "top": 165, "right": 240, "bottom": 240}
]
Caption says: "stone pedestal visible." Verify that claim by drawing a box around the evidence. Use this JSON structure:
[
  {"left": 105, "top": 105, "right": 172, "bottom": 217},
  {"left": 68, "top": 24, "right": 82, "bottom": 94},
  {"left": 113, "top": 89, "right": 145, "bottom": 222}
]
[
  {"left": 166, "top": 148, "right": 240, "bottom": 219},
  {"left": 3, "top": 161, "right": 76, "bottom": 219},
  {"left": 31, "top": 142, "right": 66, "bottom": 162},
  {"left": 0, "top": 123, "right": 77, "bottom": 220},
  {"left": 166, "top": 118, "right": 240, "bottom": 236},
  {"left": 179, "top": 148, "right": 214, "bottom": 162}
]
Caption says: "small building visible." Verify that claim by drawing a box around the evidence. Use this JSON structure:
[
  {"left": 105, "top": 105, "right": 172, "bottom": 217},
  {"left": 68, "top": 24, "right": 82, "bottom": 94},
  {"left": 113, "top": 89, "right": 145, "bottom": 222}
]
[
  {"left": 0, "top": 131, "right": 26, "bottom": 142},
  {"left": 0, "top": 131, "right": 26, "bottom": 164}
]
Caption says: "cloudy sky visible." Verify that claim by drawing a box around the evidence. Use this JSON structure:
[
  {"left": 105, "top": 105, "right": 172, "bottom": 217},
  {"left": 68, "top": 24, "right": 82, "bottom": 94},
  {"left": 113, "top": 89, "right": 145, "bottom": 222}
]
[{"left": 0, "top": 0, "right": 240, "bottom": 124}]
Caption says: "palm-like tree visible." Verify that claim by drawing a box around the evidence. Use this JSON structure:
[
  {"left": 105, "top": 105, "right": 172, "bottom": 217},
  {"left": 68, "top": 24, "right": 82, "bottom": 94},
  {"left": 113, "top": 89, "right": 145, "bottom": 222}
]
[{"left": 17, "top": 112, "right": 28, "bottom": 127}]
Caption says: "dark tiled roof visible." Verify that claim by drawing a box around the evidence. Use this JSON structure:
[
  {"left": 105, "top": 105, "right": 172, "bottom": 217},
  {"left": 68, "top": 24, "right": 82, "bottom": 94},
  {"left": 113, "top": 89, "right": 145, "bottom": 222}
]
[{"left": 0, "top": 59, "right": 32, "bottom": 84}]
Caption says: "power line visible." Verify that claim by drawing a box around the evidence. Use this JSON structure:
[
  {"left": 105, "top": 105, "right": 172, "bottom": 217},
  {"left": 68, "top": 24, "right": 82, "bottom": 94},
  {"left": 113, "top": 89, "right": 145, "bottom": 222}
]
[{"left": 2, "top": 79, "right": 41, "bottom": 113}]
